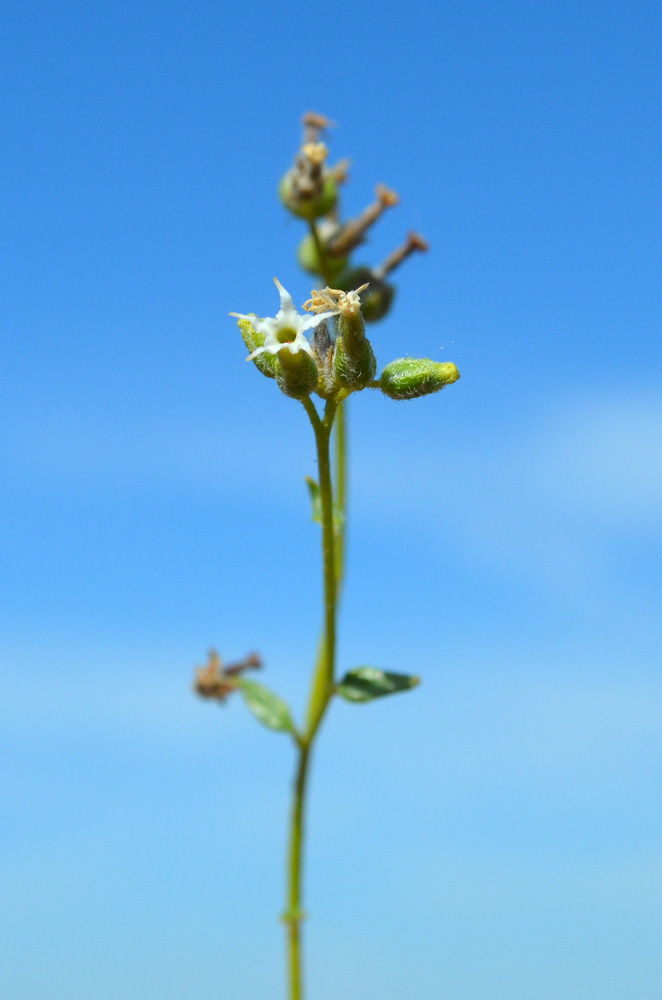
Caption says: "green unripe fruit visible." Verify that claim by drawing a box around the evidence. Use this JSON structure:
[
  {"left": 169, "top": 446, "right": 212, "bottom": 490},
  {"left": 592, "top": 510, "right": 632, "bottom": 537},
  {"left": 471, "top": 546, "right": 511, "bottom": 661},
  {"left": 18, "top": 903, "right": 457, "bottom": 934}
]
[
  {"left": 237, "top": 318, "right": 278, "bottom": 379},
  {"left": 334, "top": 335, "right": 377, "bottom": 390},
  {"left": 333, "top": 309, "right": 377, "bottom": 391},
  {"left": 360, "top": 279, "right": 395, "bottom": 323},
  {"left": 278, "top": 174, "right": 337, "bottom": 221},
  {"left": 297, "top": 233, "right": 347, "bottom": 277},
  {"left": 337, "top": 267, "right": 395, "bottom": 323},
  {"left": 276, "top": 348, "right": 319, "bottom": 399},
  {"left": 380, "top": 358, "right": 460, "bottom": 400}
]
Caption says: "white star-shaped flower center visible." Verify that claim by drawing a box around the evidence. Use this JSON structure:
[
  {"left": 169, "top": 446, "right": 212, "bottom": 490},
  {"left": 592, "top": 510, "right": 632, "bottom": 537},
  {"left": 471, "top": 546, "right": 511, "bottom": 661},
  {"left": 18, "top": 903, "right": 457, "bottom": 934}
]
[{"left": 231, "top": 278, "right": 339, "bottom": 360}]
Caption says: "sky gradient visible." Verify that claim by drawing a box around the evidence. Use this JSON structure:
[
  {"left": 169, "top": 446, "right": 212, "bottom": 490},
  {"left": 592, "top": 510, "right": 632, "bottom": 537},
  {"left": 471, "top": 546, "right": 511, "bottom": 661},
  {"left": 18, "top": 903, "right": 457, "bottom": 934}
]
[{"left": 2, "top": 1, "right": 662, "bottom": 998}]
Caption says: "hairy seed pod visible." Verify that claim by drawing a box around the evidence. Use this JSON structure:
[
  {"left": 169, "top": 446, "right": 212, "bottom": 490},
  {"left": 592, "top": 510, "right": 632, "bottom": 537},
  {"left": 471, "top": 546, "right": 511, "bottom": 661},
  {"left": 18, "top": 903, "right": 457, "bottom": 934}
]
[
  {"left": 380, "top": 358, "right": 460, "bottom": 400},
  {"left": 276, "top": 348, "right": 319, "bottom": 399},
  {"left": 333, "top": 309, "right": 377, "bottom": 391}
]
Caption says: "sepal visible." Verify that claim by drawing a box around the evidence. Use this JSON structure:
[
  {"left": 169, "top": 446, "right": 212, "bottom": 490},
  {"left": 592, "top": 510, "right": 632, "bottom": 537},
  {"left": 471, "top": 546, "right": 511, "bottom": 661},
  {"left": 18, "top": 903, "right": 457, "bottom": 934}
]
[{"left": 237, "top": 318, "right": 279, "bottom": 379}]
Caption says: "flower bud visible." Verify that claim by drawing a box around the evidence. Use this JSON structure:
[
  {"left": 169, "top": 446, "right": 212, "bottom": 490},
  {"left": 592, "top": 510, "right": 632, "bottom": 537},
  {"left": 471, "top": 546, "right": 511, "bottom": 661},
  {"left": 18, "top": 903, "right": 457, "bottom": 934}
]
[
  {"left": 333, "top": 310, "right": 377, "bottom": 391},
  {"left": 237, "top": 318, "right": 278, "bottom": 379},
  {"left": 276, "top": 347, "right": 319, "bottom": 399},
  {"left": 297, "top": 231, "right": 348, "bottom": 277},
  {"left": 278, "top": 173, "right": 337, "bottom": 221},
  {"left": 380, "top": 358, "right": 460, "bottom": 400},
  {"left": 305, "top": 284, "right": 377, "bottom": 391},
  {"left": 337, "top": 266, "right": 395, "bottom": 323}
]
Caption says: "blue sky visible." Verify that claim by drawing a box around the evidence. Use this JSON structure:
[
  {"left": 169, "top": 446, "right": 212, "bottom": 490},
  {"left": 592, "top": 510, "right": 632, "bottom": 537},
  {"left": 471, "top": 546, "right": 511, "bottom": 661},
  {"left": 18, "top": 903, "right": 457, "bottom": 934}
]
[{"left": 2, "top": 1, "right": 662, "bottom": 998}]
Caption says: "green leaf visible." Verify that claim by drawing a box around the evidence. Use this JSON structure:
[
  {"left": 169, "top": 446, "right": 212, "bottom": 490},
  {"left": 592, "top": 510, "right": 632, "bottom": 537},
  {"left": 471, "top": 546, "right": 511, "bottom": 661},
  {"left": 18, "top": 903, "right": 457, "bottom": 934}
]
[
  {"left": 305, "top": 476, "right": 323, "bottom": 524},
  {"left": 305, "top": 476, "right": 344, "bottom": 530},
  {"left": 236, "top": 678, "right": 296, "bottom": 733},
  {"left": 336, "top": 667, "right": 420, "bottom": 703}
]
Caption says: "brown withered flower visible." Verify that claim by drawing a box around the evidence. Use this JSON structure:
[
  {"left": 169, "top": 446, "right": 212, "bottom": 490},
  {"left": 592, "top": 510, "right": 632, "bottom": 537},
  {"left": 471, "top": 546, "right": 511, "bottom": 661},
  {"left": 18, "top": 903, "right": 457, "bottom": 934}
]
[{"left": 193, "top": 650, "right": 262, "bottom": 703}]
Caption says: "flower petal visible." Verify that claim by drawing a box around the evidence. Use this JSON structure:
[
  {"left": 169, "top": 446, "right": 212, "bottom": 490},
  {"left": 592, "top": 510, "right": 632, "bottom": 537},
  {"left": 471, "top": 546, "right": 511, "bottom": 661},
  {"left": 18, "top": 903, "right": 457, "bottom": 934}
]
[
  {"left": 273, "top": 278, "right": 295, "bottom": 314},
  {"left": 246, "top": 345, "right": 266, "bottom": 361},
  {"left": 301, "top": 310, "right": 338, "bottom": 331}
]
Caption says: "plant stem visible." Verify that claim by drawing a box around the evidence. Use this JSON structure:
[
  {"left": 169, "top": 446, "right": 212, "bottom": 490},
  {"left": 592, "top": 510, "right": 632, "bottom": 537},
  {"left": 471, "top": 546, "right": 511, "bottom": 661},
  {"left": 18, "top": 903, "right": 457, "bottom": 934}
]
[
  {"left": 308, "top": 220, "right": 327, "bottom": 274},
  {"left": 334, "top": 401, "right": 347, "bottom": 585},
  {"left": 285, "top": 743, "right": 310, "bottom": 1000},
  {"left": 308, "top": 218, "right": 349, "bottom": 586},
  {"left": 284, "top": 396, "right": 340, "bottom": 1000}
]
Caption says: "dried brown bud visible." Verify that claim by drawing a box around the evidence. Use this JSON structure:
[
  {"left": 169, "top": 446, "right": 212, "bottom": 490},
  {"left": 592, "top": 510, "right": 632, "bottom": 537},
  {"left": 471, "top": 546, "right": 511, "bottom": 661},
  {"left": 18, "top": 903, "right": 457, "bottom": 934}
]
[
  {"left": 374, "top": 230, "right": 429, "bottom": 279},
  {"left": 327, "top": 184, "right": 400, "bottom": 257},
  {"left": 193, "top": 650, "right": 262, "bottom": 702},
  {"left": 301, "top": 111, "right": 335, "bottom": 144}
]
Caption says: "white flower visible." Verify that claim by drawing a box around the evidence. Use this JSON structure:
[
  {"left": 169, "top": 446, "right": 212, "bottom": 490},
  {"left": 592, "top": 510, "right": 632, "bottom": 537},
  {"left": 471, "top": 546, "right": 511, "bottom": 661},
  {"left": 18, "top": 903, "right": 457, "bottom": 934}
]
[{"left": 230, "top": 278, "right": 338, "bottom": 361}]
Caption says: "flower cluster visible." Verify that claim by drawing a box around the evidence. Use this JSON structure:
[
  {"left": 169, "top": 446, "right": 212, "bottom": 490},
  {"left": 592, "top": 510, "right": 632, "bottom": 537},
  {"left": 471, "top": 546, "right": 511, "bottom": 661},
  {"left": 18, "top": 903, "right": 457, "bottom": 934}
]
[
  {"left": 231, "top": 276, "right": 459, "bottom": 402},
  {"left": 230, "top": 112, "right": 460, "bottom": 404},
  {"left": 231, "top": 278, "right": 336, "bottom": 362}
]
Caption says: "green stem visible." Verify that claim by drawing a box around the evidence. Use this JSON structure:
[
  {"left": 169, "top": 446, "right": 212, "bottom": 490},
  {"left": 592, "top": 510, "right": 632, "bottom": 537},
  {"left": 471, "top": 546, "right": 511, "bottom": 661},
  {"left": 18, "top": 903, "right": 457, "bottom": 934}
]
[
  {"left": 285, "top": 396, "right": 339, "bottom": 1000},
  {"left": 308, "top": 220, "right": 327, "bottom": 276},
  {"left": 284, "top": 743, "right": 310, "bottom": 1000},
  {"left": 283, "top": 222, "right": 351, "bottom": 1000},
  {"left": 334, "top": 401, "right": 347, "bottom": 585},
  {"left": 307, "top": 219, "right": 348, "bottom": 588}
]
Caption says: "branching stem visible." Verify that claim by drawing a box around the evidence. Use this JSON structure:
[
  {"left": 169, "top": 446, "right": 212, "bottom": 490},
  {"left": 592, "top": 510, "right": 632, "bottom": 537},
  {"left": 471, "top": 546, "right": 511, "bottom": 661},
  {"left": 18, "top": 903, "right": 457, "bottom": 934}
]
[
  {"left": 284, "top": 394, "right": 342, "bottom": 1000},
  {"left": 283, "top": 218, "right": 353, "bottom": 1000}
]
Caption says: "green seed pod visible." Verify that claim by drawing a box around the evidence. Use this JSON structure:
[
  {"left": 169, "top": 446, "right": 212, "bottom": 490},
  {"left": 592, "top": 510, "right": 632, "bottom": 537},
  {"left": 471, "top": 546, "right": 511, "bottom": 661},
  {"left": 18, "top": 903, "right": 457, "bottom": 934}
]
[
  {"left": 276, "top": 348, "right": 319, "bottom": 399},
  {"left": 380, "top": 358, "right": 460, "bottom": 400},
  {"left": 333, "top": 305, "right": 377, "bottom": 390},
  {"left": 334, "top": 334, "right": 377, "bottom": 391},
  {"left": 237, "top": 318, "right": 278, "bottom": 379},
  {"left": 297, "top": 231, "right": 347, "bottom": 277},
  {"left": 337, "top": 266, "right": 395, "bottom": 323},
  {"left": 278, "top": 173, "right": 337, "bottom": 221}
]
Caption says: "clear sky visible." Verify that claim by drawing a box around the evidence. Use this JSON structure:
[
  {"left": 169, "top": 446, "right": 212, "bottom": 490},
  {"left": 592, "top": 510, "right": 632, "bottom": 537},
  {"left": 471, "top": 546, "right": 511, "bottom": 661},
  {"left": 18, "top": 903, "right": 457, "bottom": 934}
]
[{"left": 2, "top": 1, "right": 661, "bottom": 998}]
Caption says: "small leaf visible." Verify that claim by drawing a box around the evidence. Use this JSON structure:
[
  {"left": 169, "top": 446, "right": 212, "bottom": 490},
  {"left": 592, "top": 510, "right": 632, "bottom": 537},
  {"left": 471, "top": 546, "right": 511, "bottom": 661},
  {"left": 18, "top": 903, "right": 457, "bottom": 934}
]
[
  {"left": 305, "top": 476, "right": 323, "bottom": 525},
  {"left": 236, "top": 678, "right": 296, "bottom": 733},
  {"left": 305, "top": 476, "right": 344, "bottom": 530},
  {"left": 336, "top": 667, "right": 420, "bottom": 703}
]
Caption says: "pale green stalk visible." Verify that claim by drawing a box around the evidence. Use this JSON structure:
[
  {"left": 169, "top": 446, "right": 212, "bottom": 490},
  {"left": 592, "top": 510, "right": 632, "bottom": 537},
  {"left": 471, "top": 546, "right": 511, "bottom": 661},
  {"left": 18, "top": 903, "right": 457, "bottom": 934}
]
[
  {"left": 215, "top": 122, "right": 452, "bottom": 1000},
  {"left": 334, "top": 403, "right": 347, "bottom": 584},
  {"left": 308, "top": 219, "right": 348, "bottom": 584},
  {"left": 283, "top": 218, "right": 354, "bottom": 1000},
  {"left": 284, "top": 395, "right": 340, "bottom": 1000}
]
